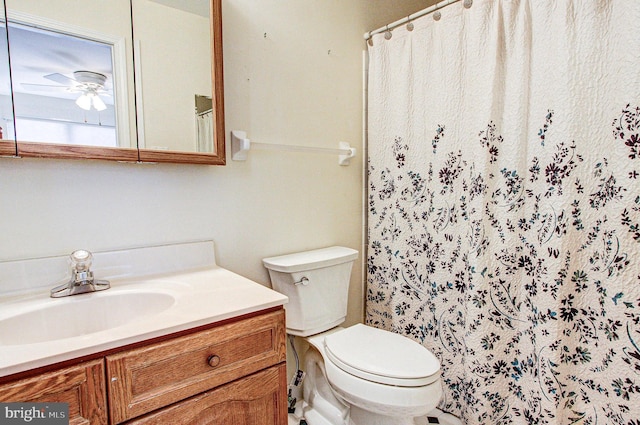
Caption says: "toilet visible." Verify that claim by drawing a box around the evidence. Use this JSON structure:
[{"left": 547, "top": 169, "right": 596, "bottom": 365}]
[{"left": 263, "top": 246, "right": 442, "bottom": 425}]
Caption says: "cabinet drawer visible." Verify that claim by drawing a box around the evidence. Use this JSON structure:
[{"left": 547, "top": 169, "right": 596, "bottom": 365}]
[
  {"left": 0, "top": 359, "right": 107, "bottom": 425},
  {"left": 107, "top": 309, "right": 286, "bottom": 423},
  {"left": 126, "top": 364, "right": 288, "bottom": 425}
]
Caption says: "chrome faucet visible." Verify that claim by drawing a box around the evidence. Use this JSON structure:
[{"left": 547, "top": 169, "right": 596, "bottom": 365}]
[{"left": 50, "top": 250, "right": 110, "bottom": 298}]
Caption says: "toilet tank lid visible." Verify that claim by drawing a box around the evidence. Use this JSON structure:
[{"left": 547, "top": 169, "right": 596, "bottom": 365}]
[{"left": 262, "top": 246, "right": 358, "bottom": 273}]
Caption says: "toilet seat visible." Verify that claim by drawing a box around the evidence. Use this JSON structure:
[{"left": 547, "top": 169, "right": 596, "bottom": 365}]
[{"left": 323, "top": 324, "right": 440, "bottom": 387}]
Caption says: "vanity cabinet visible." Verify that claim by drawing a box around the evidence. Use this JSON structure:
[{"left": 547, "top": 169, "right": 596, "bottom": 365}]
[
  {"left": 126, "top": 364, "right": 287, "bottom": 424},
  {"left": 107, "top": 309, "right": 287, "bottom": 423},
  {"left": 0, "top": 308, "right": 287, "bottom": 425},
  {"left": 0, "top": 359, "right": 108, "bottom": 425}
]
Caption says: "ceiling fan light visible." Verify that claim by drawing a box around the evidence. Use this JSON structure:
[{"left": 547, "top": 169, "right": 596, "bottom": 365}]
[
  {"left": 75, "top": 94, "right": 91, "bottom": 110},
  {"left": 92, "top": 95, "right": 107, "bottom": 111}
]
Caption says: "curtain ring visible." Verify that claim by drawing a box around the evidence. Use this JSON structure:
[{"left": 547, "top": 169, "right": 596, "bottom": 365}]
[
  {"left": 433, "top": 10, "right": 442, "bottom": 21},
  {"left": 367, "top": 31, "right": 374, "bottom": 46},
  {"left": 463, "top": 0, "right": 473, "bottom": 8},
  {"left": 384, "top": 25, "right": 393, "bottom": 40},
  {"left": 406, "top": 17, "right": 414, "bottom": 32}
]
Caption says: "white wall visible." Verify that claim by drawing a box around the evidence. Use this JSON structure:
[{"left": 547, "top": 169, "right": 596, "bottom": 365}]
[{"left": 0, "top": 0, "right": 431, "bottom": 325}]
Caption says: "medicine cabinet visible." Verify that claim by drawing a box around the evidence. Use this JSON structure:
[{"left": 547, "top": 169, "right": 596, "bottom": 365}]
[{"left": 1, "top": 0, "right": 225, "bottom": 165}]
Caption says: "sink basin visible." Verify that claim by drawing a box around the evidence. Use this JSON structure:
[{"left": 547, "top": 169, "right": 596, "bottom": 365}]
[
  {"left": 0, "top": 291, "right": 175, "bottom": 345},
  {"left": 0, "top": 261, "right": 288, "bottom": 378}
]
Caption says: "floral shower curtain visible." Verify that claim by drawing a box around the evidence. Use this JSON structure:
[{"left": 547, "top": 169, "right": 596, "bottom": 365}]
[{"left": 366, "top": 1, "right": 640, "bottom": 424}]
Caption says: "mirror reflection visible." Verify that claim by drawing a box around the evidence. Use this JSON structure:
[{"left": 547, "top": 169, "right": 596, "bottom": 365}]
[
  {"left": 0, "top": 0, "right": 16, "bottom": 156},
  {"left": 9, "top": 25, "right": 120, "bottom": 147},
  {"left": 5, "top": 0, "right": 135, "bottom": 150},
  {"left": 131, "top": 0, "right": 215, "bottom": 154}
]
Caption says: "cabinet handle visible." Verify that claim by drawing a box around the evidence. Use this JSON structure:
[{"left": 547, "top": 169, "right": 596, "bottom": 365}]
[{"left": 207, "top": 355, "right": 221, "bottom": 368}]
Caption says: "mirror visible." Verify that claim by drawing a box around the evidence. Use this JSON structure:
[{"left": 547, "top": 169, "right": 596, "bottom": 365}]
[
  {"left": 3, "top": 0, "right": 225, "bottom": 165},
  {"left": 132, "top": 0, "right": 224, "bottom": 164},
  {"left": 5, "top": 0, "right": 138, "bottom": 161},
  {"left": 0, "top": 0, "right": 16, "bottom": 157}
]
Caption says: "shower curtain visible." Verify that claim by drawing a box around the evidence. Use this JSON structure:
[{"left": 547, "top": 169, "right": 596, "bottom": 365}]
[
  {"left": 196, "top": 110, "right": 213, "bottom": 153},
  {"left": 366, "top": 1, "right": 640, "bottom": 424}
]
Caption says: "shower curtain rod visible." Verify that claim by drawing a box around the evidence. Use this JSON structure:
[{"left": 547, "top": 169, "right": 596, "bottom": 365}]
[{"left": 364, "top": 0, "right": 463, "bottom": 40}]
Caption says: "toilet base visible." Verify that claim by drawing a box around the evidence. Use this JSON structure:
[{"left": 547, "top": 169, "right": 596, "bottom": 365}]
[
  {"left": 301, "top": 403, "right": 422, "bottom": 425},
  {"left": 303, "top": 404, "right": 345, "bottom": 425},
  {"left": 348, "top": 406, "right": 421, "bottom": 425}
]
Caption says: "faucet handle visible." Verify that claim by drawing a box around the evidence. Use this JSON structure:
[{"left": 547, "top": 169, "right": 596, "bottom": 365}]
[
  {"left": 51, "top": 249, "right": 109, "bottom": 298},
  {"left": 70, "top": 249, "right": 93, "bottom": 272}
]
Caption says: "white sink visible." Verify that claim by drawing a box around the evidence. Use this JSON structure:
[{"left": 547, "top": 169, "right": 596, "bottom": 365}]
[
  {"left": 0, "top": 290, "right": 175, "bottom": 345},
  {"left": 0, "top": 265, "right": 287, "bottom": 378}
]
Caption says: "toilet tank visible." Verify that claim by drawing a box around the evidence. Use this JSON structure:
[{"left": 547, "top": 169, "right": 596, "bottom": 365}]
[{"left": 263, "top": 246, "right": 358, "bottom": 337}]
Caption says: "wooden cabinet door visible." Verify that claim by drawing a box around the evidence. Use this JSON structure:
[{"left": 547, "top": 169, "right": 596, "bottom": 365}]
[
  {"left": 127, "top": 364, "right": 288, "bottom": 425},
  {"left": 107, "top": 310, "right": 286, "bottom": 423},
  {"left": 0, "top": 359, "right": 107, "bottom": 425}
]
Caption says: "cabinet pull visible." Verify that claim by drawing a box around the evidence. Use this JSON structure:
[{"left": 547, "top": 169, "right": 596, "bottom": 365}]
[{"left": 207, "top": 355, "right": 221, "bottom": 368}]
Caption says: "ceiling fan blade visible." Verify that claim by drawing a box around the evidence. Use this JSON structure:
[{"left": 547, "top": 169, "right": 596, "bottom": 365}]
[
  {"left": 43, "top": 73, "right": 77, "bottom": 85},
  {"left": 20, "top": 82, "right": 68, "bottom": 91}
]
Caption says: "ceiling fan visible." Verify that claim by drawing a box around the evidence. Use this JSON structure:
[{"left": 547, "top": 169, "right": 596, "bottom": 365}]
[{"left": 21, "top": 70, "right": 111, "bottom": 111}]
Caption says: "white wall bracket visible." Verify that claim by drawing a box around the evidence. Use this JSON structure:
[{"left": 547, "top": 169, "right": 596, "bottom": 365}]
[{"left": 230, "top": 130, "right": 356, "bottom": 166}]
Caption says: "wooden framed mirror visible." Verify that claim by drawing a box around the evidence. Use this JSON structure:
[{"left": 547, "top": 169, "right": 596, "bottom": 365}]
[
  {"left": 0, "top": 0, "right": 16, "bottom": 157},
  {"left": 3, "top": 0, "right": 225, "bottom": 165}
]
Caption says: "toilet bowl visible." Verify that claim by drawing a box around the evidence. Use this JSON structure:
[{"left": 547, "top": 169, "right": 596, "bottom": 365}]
[
  {"left": 304, "top": 325, "right": 442, "bottom": 425},
  {"left": 263, "top": 247, "right": 442, "bottom": 425}
]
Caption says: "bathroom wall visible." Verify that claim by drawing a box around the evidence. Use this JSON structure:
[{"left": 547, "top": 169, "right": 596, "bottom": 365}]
[{"left": 0, "top": 0, "right": 430, "bottom": 327}]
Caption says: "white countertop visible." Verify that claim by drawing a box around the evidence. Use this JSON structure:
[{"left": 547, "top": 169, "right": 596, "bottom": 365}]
[{"left": 0, "top": 266, "right": 287, "bottom": 377}]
